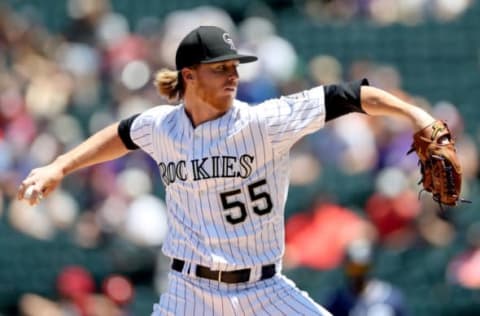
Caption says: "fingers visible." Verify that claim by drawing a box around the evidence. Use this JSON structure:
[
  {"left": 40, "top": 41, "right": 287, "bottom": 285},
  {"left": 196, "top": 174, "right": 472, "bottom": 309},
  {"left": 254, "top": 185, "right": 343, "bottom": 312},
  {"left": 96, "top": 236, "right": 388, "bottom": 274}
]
[
  {"left": 20, "top": 184, "right": 45, "bottom": 206},
  {"left": 17, "top": 170, "right": 35, "bottom": 200},
  {"left": 16, "top": 182, "right": 27, "bottom": 200},
  {"left": 17, "top": 170, "right": 46, "bottom": 206},
  {"left": 17, "top": 179, "right": 35, "bottom": 201}
]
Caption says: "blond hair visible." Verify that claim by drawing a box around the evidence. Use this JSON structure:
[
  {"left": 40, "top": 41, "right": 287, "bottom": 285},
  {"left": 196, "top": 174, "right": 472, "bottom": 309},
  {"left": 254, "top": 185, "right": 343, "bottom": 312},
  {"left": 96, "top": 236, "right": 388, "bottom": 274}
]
[{"left": 154, "top": 69, "right": 185, "bottom": 102}]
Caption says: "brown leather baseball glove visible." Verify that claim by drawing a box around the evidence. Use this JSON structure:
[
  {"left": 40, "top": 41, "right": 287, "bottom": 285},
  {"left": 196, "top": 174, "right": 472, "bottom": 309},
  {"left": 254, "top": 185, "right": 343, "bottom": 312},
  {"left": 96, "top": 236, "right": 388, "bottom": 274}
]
[{"left": 407, "top": 120, "right": 467, "bottom": 209}]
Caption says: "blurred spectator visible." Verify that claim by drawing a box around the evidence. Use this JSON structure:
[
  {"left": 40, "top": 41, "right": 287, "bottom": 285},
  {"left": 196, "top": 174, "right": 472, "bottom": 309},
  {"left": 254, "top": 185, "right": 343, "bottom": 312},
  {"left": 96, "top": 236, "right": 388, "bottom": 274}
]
[
  {"left": 289, "top": 148, "right": 322, "bottom": 186},
  {"left": 415, "top": 197, "right": 457, "bottom": 247},
  {"left": 325, "top": 239, "right": 409, "bottom": 316},
  {"left": 102, "top": 275, "right": 134, "bottom": 309},
  {"left": 64, "top": 0, "right": 111, "bottom": 45},
  {"left": 447, "top": 222, "right": 480, "bottom": 289},
  {"left": 309, "top": 55, "right": 343, "bottom": 85},
  {"left": 299, "top": 0, "right": 473, "bottom": 25},
  {"left": 56, "top": 265, "right": 96, "bottom": 315},
  {"left": 19, "top": 266, "right": 134, "bottom": 316},
  {"left": 364, "top": 167, "right": 422, "bottom": 249},
  {"left": 19, "top": 294, "right": 63, "bottom": 316},
  {"left": 284, "top": 202, "right": 375, "bottom": 270}
]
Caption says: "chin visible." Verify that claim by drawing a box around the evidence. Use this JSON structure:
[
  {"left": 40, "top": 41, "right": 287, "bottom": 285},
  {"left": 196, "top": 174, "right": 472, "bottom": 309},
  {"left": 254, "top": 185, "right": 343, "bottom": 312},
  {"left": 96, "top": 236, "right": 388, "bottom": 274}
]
[
  {"left": 212, "top": 97, "right": 233, "bottom": 112},
  {"left": 220, "top": 94, "right": 235, "bottom": 104}
]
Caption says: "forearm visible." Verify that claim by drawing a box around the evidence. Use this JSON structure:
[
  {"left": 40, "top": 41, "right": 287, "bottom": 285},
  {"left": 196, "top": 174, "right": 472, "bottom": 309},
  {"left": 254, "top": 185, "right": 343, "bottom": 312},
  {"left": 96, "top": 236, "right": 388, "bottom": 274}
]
[
  {"left": 54, "top": 122, "right": 130, "bottom": 176},
  {"left": 360, "top": 86, "right": 435, "bottom": 130}
]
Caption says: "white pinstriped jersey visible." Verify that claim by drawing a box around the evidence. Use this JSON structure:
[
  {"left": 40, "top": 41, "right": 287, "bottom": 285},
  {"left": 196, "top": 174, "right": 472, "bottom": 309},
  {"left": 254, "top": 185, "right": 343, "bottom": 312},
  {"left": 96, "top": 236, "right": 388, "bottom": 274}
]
[{"left": 130, "top": 86, "right": 326, "bottom": 271}]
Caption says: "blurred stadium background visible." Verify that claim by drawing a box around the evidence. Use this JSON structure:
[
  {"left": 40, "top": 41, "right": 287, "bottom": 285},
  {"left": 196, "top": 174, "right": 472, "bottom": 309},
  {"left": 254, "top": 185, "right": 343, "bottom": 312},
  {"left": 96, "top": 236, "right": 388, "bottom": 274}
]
[{"left": 1, "top": 0, "right": 479, "bottom": 315}]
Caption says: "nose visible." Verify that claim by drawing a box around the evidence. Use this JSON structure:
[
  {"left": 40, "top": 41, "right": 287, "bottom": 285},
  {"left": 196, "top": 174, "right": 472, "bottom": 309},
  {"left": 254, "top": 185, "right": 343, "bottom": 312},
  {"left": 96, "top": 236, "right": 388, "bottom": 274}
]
[{"left": 228, "top": 67, "right": 239, "bottom": 81}]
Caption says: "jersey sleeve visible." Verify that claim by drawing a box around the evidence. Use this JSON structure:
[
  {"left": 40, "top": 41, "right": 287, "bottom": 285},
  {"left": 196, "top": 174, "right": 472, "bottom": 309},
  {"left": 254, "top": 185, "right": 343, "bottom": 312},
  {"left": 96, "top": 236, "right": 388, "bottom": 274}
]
[
  {"left": 128, "top": 106, "right": 171, "bottom": 158},
  {"left": 258, "top": 86, "right": 326, "bottom": 152}
]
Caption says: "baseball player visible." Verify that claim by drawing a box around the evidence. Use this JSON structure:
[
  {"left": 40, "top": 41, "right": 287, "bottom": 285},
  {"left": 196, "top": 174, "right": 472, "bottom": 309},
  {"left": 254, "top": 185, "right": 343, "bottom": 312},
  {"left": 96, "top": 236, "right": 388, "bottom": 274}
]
[{"left": 18, "top": 25, "right": 438, "bottom": 315}]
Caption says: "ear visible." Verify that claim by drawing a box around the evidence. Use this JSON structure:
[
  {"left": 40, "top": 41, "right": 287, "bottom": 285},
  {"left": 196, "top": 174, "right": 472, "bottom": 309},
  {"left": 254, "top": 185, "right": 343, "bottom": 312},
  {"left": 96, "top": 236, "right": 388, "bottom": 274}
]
[{"left": 182, "top": 69, "right": 194, "bottom": 81}]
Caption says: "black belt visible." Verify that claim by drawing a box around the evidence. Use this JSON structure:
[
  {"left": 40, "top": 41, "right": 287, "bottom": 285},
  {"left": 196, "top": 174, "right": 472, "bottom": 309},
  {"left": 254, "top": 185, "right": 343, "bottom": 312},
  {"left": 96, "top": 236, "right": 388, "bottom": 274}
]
[{"left": 171, "top": 259, "right": 276, "bottom": 284}]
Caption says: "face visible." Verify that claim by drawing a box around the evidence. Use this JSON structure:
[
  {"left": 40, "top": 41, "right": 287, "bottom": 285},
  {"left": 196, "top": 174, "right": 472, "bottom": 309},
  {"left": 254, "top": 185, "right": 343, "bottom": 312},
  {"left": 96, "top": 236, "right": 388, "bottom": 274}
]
[{"left": 186, "top": 60, "right": 240, "bottom": 111}]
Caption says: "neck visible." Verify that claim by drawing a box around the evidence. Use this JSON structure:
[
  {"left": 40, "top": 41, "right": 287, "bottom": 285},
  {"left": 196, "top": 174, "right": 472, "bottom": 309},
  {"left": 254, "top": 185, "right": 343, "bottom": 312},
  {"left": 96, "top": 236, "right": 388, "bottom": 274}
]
[{"left": 183, "top": 95, "right": 232, "bottom": 128}]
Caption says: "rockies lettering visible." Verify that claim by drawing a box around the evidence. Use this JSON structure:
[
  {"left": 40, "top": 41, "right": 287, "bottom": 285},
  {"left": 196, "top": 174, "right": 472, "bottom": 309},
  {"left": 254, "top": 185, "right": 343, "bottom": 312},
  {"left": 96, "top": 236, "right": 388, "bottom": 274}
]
[{"left": 158, "top": 154, "right": 254, "bottom": 185}]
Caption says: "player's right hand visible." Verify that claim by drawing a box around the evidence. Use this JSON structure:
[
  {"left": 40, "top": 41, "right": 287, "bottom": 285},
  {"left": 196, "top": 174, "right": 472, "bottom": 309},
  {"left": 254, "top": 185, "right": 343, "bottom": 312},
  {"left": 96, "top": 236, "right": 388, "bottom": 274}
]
[{"left": 17, "top": 163, "right": 65, "bottom": 206}]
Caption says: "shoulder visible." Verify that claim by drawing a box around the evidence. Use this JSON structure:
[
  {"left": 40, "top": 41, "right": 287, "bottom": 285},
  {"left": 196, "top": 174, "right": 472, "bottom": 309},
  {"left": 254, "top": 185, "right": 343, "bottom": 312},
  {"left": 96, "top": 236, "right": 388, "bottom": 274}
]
[
  {"left": 246, "top": 85, "right": 327, "bottom": 116},
  {"left": 233, "top": 99, "right": 274, "bottom": 124},
  {"left": 134, "top": 104, "right": 180, "bottom": 124},
  {"left": 140, "top": 104, "right": 178, "bottom": 117},
  {"left": 281, "top": 86, "right": 325, "bottom": 102},
  {"left": 129, "top": 105, "right": 181, "bottom": 134},
  {"left": 253, "top": 86, "right": 326, "bottom": 110}
]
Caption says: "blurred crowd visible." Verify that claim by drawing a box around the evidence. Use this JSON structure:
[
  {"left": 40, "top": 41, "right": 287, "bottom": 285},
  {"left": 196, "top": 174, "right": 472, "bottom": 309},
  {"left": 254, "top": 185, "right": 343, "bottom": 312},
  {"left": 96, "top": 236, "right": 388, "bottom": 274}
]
[
  {"left": 0, "top": 0, "right": 479, "bottom": 315},
  {"left": 19, "top": 266, "right": 134, "bottom": 316},
  {"left": 297, "top": 0, "right": 473, "bottom": 25}
]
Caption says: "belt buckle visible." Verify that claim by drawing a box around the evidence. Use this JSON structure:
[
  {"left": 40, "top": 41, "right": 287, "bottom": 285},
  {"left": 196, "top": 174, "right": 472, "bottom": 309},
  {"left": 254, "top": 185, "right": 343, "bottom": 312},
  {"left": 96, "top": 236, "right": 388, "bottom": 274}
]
[{"left": 217, "top": 270, "right": 223, "bottom": 283}]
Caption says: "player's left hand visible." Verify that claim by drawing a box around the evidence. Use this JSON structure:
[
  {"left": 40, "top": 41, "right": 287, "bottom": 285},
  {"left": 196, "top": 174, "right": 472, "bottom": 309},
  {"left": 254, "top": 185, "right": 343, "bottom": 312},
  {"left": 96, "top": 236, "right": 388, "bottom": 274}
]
[{"left": 407, "top": 120, "right": 470, "bottom": 212}]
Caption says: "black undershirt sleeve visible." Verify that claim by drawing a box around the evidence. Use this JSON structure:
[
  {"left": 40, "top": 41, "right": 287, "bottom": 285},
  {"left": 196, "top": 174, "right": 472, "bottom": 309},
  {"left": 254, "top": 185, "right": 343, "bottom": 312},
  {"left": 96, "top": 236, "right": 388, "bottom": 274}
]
[
  {"left": 324, "top": 78, "right": 370, "bottom": 122},
  {"left": 117, "top": 113, "right": 140, "bottom": 150}
]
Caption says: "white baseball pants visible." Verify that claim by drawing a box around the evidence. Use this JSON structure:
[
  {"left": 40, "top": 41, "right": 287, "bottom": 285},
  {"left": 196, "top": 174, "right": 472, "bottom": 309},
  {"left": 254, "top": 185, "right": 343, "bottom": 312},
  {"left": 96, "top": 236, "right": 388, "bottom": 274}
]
[{"left": 151, "top": 270, "right": 332, "bottom": 316}]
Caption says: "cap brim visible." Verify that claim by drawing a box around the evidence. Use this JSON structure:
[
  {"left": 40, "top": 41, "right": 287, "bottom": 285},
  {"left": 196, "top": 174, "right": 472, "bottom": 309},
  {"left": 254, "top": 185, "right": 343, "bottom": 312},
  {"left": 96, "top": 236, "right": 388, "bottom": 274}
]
[{"left": 200, "top": 54, "right": 258, "bottom": 65}]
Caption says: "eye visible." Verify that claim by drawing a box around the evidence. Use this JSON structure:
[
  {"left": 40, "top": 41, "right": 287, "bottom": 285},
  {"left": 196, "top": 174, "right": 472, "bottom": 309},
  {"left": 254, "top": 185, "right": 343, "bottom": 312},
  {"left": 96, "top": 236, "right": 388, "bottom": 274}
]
[
  {"left": 211, "top": 63, "right": 238, "bottom": 74},
  {"left": 214, "top": 65, "right": 227, "bottom": 72}
]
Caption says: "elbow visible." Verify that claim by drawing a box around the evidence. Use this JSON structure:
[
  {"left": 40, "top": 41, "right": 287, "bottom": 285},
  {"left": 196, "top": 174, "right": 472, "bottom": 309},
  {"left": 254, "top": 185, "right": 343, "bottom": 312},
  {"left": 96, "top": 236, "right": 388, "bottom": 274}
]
[{"left": 360, "top": 86, "right": 383, "bottom": 114}]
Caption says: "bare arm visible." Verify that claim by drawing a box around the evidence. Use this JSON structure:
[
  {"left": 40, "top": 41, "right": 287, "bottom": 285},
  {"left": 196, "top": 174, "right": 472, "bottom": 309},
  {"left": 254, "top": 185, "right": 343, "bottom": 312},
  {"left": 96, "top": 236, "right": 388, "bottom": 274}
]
[
  {"left": 17, "top": 122, "right": 131, "bottom": 205},
  {"left": 360, "top": 86, "right": 436, "bottom": 131},
  {"left": 54, "top": 123, "right": 130, "bottom": 174}
]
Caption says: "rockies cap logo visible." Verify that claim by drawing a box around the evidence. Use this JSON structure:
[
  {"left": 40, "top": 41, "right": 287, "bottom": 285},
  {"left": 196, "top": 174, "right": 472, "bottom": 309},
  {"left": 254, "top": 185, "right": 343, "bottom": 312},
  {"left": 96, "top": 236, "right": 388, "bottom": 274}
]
[{"left": 222, "top": 33, "right": 236, "bottom": 50}]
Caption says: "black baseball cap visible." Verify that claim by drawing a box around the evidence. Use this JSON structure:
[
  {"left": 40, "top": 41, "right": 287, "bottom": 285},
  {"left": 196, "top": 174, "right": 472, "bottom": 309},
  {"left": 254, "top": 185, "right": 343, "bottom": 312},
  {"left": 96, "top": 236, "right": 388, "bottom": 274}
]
[{"left": 175, "top": 26, "right": 258, "bottom": 70}]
